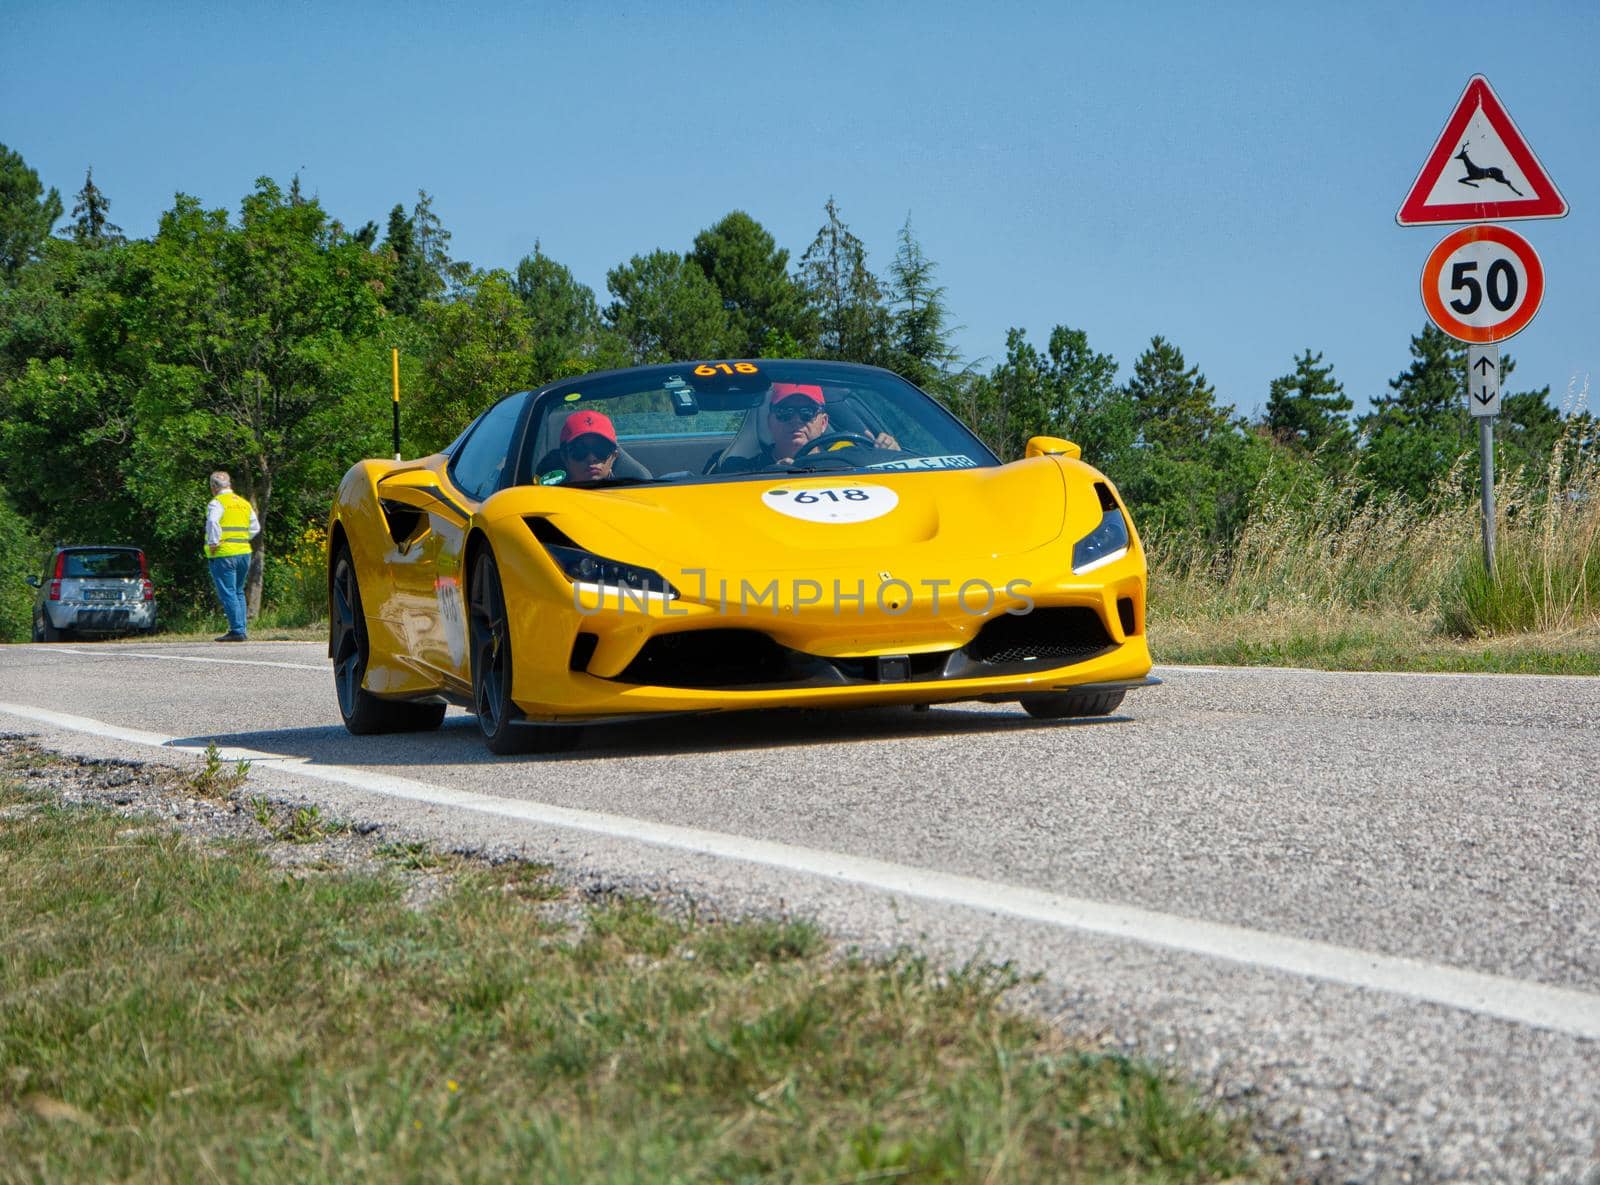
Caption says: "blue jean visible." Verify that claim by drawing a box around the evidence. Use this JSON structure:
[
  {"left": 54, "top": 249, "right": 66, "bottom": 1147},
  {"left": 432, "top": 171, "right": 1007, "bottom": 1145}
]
[{"left": 209, "top": 553, "right": 251, "bottom": 636}]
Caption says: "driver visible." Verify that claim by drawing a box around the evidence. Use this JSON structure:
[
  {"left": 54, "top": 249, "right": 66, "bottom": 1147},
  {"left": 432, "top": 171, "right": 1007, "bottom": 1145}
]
[{"left": 718, "top": 383, "right": 897, "bottom": 472}]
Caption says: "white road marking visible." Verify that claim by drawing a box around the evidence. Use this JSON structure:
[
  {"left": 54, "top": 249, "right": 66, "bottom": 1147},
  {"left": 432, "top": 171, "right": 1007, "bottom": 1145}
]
[
  {"left": 37, "top": 647, "right": 325, "bottom": 672},
  {"left": 3, "top": 700, "right": 1598, "bottom": 1042}
]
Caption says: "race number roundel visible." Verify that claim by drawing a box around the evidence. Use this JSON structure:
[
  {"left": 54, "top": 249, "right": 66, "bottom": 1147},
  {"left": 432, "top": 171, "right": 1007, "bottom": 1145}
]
[
  {"left": 762, "top": 484, "right": 898, "bottom": 523},
  {"left": 1420, "top": 224, "right": 1544, "bottom": 343}
]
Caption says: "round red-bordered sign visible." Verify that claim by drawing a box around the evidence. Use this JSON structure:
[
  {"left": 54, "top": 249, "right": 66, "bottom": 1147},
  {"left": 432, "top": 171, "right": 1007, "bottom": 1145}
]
[{"left": 1420, "top": 224, "right": 1544, "bottom": 343}]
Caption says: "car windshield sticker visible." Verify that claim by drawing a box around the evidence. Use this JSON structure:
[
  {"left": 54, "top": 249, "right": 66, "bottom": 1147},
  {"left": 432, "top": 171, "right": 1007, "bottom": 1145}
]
[
  {"left": 692, "top": 362, "right": 761, "bottom": 377},
  {"left": 865, "top": 454, "right": 978, "bottom": 472},
  {"left": 539, "top": 470, "right": 567, "bottom": 485},
  {"left": 563, "top": 392, "right": 583, "bottom": 402},
  {"left": 762, "top": 484, "right": 898, "bottom": 523}
]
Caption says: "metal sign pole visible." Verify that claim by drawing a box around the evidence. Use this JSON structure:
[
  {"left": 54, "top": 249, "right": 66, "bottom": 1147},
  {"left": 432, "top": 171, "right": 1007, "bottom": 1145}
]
[
  {"left": 1478, "top": 415, "right": 1496, "bottom": 576},
  {"left": 1467, "top": 343, "right": 1500, "bottom": 576}
]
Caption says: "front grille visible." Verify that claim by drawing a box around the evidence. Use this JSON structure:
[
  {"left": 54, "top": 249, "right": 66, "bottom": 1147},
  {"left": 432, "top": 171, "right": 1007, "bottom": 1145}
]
[
  {"left": 965, "top": 607, "right": 1113, "bottom": 665},
  {"left": 606, "top": 607, "right": 1116, "bottom": 691},
  {"left": 616, "top": 629, "right": 825, "bottom": 688}
]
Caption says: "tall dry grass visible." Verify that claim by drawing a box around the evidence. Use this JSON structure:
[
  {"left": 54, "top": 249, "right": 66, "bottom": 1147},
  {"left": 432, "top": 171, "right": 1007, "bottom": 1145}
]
[{"left": 1150, "top": 405, "right": 1600, "bottom": 641}]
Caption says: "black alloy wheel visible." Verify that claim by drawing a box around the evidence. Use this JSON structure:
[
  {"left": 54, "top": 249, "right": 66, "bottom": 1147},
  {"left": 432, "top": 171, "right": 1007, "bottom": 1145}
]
[
  {"left": 1019, "top": 689, "right": 1127, "bottom": 720},
  {"left": 468, "top": 547, "right": 578, "bottom": 755},
  {"left": 330, "top": 545, "right": 445, "bottom": 735}
]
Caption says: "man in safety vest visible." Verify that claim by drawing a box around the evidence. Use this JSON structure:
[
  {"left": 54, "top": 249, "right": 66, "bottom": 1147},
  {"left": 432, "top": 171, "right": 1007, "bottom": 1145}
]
[{"left": 205, "top": 470, "right": 260, "bottom": 642}]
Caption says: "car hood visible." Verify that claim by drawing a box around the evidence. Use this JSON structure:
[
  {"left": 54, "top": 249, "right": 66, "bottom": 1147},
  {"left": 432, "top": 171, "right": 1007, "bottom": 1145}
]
[{"left": 497, "top": 458, "right": 1075, "bottom": 580}]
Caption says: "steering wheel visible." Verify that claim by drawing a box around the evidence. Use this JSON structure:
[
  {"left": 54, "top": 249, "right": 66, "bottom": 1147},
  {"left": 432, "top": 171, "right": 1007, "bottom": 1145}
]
[{"left": 794, "top": 431, "right": 882, "bottom": 458}]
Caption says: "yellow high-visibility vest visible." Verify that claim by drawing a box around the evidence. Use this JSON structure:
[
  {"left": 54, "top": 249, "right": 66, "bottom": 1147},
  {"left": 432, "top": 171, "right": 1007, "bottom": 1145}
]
[{"left": 208, "top": 491, "right": 255, "bottom": 558}]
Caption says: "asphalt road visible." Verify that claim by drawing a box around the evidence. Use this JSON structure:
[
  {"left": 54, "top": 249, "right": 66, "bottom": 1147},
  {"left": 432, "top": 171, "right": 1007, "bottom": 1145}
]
[{"left": 2, "top": 640, "right": 1597, "bottom": 1183}]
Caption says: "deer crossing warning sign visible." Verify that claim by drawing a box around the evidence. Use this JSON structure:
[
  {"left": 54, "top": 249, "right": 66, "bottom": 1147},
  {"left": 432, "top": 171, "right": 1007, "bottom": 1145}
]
[{"left": 1396, "top": 75, "right": 1567, "bottom": 226}]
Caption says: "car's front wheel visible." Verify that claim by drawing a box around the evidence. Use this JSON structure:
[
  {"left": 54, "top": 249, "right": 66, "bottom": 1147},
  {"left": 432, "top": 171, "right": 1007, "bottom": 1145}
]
[
  {"left": 469, "top": 547, "right": 579, "bottom": 755},
  {"left": 330, "top": 544, "right": 446, "bottom": 735},
  {"left": 1019, "top": 689, "right": 1126, "bottom": 719}
]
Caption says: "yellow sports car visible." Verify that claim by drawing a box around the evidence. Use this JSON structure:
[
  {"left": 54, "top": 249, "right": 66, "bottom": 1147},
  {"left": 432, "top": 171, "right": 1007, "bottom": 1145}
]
[{"left": 328, "top": 360, "right": 1155, "bottom": 753}]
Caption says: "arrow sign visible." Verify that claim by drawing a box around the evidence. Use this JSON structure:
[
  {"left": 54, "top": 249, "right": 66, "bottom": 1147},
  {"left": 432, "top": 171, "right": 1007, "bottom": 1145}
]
[{"left": 1467, "top": 344, "right": 1500, "bottom": 417}]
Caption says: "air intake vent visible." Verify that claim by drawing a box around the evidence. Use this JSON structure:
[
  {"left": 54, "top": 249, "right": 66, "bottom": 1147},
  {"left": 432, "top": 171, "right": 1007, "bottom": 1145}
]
[{"left": 966, "top": 607, "right": 1114, "bottom": 666}]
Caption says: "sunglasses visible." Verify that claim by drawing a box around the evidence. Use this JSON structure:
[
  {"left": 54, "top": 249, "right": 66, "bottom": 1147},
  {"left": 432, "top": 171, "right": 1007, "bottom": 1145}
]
[
  {"left": 771, "top": 403, "right": 822, "bottom": 425},
  {"left": 564, "top": 436, "right": 616, "bottom": 462}
]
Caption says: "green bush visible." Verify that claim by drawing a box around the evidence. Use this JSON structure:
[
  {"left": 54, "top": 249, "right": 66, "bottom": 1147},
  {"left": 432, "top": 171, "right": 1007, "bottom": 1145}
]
[{"left": 0, "top": 491, "right": 43, "bottom": 642}]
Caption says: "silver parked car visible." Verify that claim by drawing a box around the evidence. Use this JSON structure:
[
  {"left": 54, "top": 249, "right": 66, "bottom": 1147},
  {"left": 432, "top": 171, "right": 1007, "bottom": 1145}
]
[{"left": 28, "top": 546, "right": 158, "bottom": 641}]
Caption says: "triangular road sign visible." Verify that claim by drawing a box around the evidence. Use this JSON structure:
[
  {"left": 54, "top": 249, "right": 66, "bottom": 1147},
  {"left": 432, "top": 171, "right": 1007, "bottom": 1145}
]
[{"left": 1396, "top": 75, "right": 1567, "bottom": 225}]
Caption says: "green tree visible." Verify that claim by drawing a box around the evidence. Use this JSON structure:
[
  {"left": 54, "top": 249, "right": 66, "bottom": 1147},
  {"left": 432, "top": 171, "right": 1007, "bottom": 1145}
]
[
  {"left": 0, "top": 235, "right": 137, "bottom": 551},
  {"left": 381, "top": 204, "right": 429, "bottom": 316},
  {"left": 884, "top": 215, "right": 960, "bottom": 393},
  {"left": 603, "top": 250, "right": 732, "bottom": 364},
  {"left": 1263, "top": 348, "right": 1353, "bottom": 466},
  {"left": 0, "top": 143, "right": 63, "bottom": 282},
  {"left": 411, "top": 271, "right": 543, "bottom": 449},
  {"left": 1498, "top": 385, "right": 1563, "bottom": 477},
  {"left": 975, "top": 325, "right": 1131, "bottom": 464},
  {"left": 66, "top": 167, "right": 124, "bottom": 246},
  {"left": 412, "top": 190, "right": 471, "bottom": 298},
  {"left": 1359, "top": 325, "right": 1469, "bottom": 500},
  {"left": 0, "top": 236, "right": 117, "bottom": 373},
  {"left": 797, "top": 197, "right": 889, "bottom": 364},
  {"left": 1114, "top": 337, "right": 1267, "bottom": 545},
  {"left": 105, "top": 179, "right": 392, "bottom": 613},
  {"left": 688, "top": 211, "right": 813, "bottom": 359},
  {"left": 1123, "top": 336, "right": 1234, "bottom": 454},
  {"left": 512, "top": 242, "right": 617, "bottom": 383}
]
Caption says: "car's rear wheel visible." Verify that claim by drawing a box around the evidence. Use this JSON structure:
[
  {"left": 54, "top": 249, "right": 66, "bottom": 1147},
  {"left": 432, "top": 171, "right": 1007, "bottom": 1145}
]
[
  {"left": 32, "top": 610, "right": 63, "bottom": 643},
  {"left": 331, "top": 545, "right": 446, "bottom": 735},
  {"left": 469, "top": 547, "right": 579, "bottom": 755},
  {"left": 1019, "top": 689, "right": 1126, "bottom": 719}
]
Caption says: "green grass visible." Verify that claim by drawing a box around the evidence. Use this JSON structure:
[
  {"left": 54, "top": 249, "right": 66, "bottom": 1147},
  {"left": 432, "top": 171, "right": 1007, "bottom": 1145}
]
[
  {"left": 1150, "top": 608, "right": 1600, "bottom": 674},
  {"left": 0, "top": 777, "right": 1274, "bottom": 1184}
]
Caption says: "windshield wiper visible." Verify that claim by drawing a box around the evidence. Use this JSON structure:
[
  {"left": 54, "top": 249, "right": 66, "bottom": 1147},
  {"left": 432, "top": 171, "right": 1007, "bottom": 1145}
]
[{"left": 750, "top": 459, "right": 862, "bottom": 476}]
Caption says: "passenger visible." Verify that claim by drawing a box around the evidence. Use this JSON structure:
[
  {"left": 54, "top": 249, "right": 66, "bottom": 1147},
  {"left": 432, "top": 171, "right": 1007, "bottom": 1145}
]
[
  {"left": 557, "top": 410, "right": 620, "bottom": 483},
  {"left": 719, "top": 383, "right": 898, "bottom": 472}
]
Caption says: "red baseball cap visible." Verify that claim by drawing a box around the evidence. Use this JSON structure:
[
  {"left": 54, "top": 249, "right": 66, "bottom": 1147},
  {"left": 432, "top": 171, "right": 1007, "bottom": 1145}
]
[
  {"left": 560, "top": 409, "right": 617, "bottom": 445},
  {"left": 770, "top": 382, "right": 824, "bottom": 406}
]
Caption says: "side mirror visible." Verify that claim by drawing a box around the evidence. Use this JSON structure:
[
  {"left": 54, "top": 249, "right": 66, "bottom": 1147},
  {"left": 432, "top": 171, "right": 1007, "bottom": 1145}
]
[
  {"left": 1024, "top": 435, "right": 1082, "bottom": 460},
  {"left": 376, "top": 469, "right": 469, "bottom": 522},
  {"left": 26, "top": 575, "right": 40, "bottom": 588}
]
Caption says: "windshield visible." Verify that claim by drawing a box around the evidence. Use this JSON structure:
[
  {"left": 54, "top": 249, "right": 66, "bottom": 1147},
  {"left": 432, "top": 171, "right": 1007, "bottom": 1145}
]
[{"left": 521, "top": 360, "right": 998, "bottom": 488}]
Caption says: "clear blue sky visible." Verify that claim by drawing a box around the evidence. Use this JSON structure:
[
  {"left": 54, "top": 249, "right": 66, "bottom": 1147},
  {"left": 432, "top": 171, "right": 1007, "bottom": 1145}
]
[{"left": 5, "top": 0, "right": 1596, "bottom": 418}]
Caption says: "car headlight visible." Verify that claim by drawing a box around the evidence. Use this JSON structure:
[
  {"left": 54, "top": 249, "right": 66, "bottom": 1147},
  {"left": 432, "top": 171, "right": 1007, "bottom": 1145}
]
[
  {"left": 1072, "top": 509, "right": 1130, "bottom": 574},
  {"left": 543, "top": 544, "right": 680, "bottom": 599}
]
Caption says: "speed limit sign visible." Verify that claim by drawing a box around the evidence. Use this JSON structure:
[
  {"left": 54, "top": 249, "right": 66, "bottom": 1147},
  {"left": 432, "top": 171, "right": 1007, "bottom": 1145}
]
[{"left": 1420, "top": 224, "right": 1544, "bottom": 343}]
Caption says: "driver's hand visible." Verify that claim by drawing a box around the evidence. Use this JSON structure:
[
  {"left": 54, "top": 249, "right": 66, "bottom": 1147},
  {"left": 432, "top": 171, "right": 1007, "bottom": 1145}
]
[{"left": 873, "top": 431, "right": 900, "bottom": 451}]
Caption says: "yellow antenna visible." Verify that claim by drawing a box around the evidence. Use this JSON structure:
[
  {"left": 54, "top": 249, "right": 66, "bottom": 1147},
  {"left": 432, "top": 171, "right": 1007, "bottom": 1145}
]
[{"left": 391, "top": 348, "right": 401, "bottom": 461}]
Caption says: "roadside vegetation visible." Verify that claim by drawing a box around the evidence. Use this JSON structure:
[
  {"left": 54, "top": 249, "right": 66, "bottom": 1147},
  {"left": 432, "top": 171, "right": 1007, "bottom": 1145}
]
[
  {"left": 1, "top": 142, "right": 1595, "bottom": 668},
  {"left": 1149, "top": 410, "right": 1600, "bottom": 671},
  {"left": 0, "top": 748, "right": 1277, "bottom": 1183}
]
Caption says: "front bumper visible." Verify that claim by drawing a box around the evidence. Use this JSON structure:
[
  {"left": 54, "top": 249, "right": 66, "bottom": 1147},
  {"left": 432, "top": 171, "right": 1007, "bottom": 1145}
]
[{"left": 502, "top": 567, "right": 1153, "bottom": 723}]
